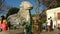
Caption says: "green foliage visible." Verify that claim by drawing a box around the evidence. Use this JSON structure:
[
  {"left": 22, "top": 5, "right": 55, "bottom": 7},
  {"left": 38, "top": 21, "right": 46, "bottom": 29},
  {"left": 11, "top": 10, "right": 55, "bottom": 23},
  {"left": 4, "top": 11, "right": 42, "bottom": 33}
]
[
  {"left": 0, "top": 0, "right": 3, "bottom": 7},
  {"left": 31, "top": 14, "right": 36, "bottom": 17},
  {"left": 41, "top": 18, "right": 46, "bottom": 23},
  {"left": 57, "top": 0, "right": 60, "bottom": 7}
]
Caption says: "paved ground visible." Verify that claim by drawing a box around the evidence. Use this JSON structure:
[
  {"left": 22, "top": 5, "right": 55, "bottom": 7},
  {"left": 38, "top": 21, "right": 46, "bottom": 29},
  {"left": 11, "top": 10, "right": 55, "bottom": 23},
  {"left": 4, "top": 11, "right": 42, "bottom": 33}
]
[
  {"left": 41, "top": 31, "right": 58, "bottom": 34},
  {"left": 41, "top": 29, "right": 60, "bottom": 34},
  {"left": 0, "top": 31, "right": 9, "bottom": 34},
  {"left": 0, "top": 29, "right": 59, "bottom": 34},
  {"left": 0, "top": 30, "right": 24, "bottom": 34},
  {"left": 9, "top": 30, "right": 24, "bottom": 34}
]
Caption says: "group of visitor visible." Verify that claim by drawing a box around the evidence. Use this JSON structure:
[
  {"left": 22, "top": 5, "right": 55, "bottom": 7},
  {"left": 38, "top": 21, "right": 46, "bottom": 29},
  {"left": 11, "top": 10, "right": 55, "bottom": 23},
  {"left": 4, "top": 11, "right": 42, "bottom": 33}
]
[{"left": 47, "top": 17, "right": 53, "bottom": 32}]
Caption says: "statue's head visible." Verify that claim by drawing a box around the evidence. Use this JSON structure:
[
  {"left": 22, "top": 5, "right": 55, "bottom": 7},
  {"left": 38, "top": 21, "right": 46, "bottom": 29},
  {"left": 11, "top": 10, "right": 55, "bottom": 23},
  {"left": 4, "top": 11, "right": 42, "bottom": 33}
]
[{"left": 20, "top": 1, "right": 33, "bottom": 10}]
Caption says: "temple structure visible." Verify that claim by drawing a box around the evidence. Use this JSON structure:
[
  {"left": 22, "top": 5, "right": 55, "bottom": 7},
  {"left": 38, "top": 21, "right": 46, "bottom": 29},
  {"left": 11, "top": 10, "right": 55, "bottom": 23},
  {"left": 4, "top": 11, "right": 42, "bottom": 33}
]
[{"left": 7, "top": 1, "right": 33, "bottom": 33}]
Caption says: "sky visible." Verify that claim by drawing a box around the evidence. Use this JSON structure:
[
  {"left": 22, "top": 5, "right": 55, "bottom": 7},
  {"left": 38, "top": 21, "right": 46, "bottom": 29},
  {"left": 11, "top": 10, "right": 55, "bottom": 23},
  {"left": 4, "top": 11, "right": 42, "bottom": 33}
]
[
  {"left": 5, "top": 0, "right": 46, "bottom": 13},
  {"left": 0, "top": 0, "right": 46, "bottom": 17},
  {"left": 5, "top": 0, "right": 36, "bottom": 14}
]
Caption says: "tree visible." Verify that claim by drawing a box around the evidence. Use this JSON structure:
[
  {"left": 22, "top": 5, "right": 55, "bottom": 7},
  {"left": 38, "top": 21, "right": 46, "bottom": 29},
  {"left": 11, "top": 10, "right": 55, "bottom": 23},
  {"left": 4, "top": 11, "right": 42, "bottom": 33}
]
[
  {"left": 0, "top": 0, "right": 11, "bottom": 15},
  {"left": 41, "top": 10, "right": 46, "bottom": 24},
  {"left": 0, "top": 0, "right": 5, "bottom": 10},
  {"left": 33, "top": 0, "right": 57, "bottom": 34},
  {"left": 57, "top": 0, "right": 60, "bottom": 7},
  {"left": 31, "top": 14, "right": 36, "bottom": 17},
  {"left": 0, "top": 0, "right": 2, "bottom": 6},
  {"left": 41, "top": 0, "right": 57, "bottom": 23},
  {"left": 33, "top": 0, "right": 43, "bottom": 34},
  {"left": 44, "top": 0, "right": 57, "bottom": 9},
  {"left": 6, "top": 7, "right": 19, "bottom": 18}
]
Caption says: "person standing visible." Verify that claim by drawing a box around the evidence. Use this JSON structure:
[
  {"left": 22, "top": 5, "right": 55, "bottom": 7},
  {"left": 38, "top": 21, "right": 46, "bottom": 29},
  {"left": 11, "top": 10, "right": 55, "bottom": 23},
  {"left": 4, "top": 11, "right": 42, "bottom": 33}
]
[
  {"left": 50, "top": 17, "right": 53, "bottom": 31},
  {"left": 1, "top": 19, "right": 8, "bottom": 31},
  {"left": 47, "top": 18, "right": 51, "bottom": 32}
]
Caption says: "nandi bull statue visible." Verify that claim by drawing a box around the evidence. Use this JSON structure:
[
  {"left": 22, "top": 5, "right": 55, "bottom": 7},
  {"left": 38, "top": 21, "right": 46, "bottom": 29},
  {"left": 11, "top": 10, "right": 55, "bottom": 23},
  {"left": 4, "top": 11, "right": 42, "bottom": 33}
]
[{"left": 7, "top": 1, "right": 33, "bottom": 33}]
